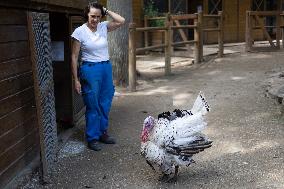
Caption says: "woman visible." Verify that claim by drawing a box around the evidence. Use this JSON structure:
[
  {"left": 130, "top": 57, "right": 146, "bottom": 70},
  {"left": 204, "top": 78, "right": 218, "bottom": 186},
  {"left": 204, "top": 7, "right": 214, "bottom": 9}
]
[{"left": 71, "top": 2, "right": 125, "bottom": 151}]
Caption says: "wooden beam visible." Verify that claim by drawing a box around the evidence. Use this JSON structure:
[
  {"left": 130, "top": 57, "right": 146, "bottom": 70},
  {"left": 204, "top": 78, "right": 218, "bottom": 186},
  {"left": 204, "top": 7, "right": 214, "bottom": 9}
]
[
  {"left": 172, "top": 40, "right": 196, "bottom": 46},
  {"left": 254, "top": 14, "right": 275, "bottom": 47},
  {"left": 171, "top": 14, "right": 198, "bottom": 20},
  {"left": 128, "top": 23, "right": 136, "bottom": 92},
  {"left": 136, "top": 26, "right": 167, "bottom": 32},
  {"left": 250, "top": 11, "right": 281, "bottom": 16},
  {"left": 276, "top": 13, "right": 281, "bottom": 48},
  {"left": 171, "top": 25, "right": 197, "bottom": 29},
  {"left": 245, "top": 11, "right": 253, "bottom": 51},
  {"left": 165, "top": 13, "right": 171, "bottom": 75},
  {"left": 173, "top": 20, "right": 191, "bottom": 52},
  {"left": 144, "top": 16, "right": 149, "bottom": 52},
  {"left": 218, "top": 11, "right": 224, "bottom": 57},
  {"left": 137, "top": 44, "right": 167, "bottom": 53}
]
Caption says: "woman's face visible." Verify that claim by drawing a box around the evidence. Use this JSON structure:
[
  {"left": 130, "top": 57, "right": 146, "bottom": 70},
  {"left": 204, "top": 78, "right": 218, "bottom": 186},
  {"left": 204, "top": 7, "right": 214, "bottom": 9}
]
[{"left": 87, "top": 7, "right": 102, "bottom": 29}]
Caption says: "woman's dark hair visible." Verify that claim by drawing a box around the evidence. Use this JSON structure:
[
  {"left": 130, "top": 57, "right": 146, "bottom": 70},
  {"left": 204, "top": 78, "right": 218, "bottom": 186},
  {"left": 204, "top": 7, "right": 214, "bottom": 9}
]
[{"left": 83, "top": 2, "right": 106, "bottom": 21}]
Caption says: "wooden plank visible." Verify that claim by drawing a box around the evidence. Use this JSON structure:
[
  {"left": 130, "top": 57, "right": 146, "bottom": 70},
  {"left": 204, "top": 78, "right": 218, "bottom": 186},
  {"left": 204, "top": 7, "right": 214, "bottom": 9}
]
[
  {"left": 30, "top": 0, "right": 87, "bottom": 9},
  {"left": 0, "top": 144, "right": 38, "bottom": 189},
  {"left": 172, "top": 40, "right": 196, "bottom": 46},
  {"left": 0, "top": 57, "right": 31, "bottom": 80},
  {"left": 0, "top": 41, "right": 29, "bottom": 63},
  {"left": 203, "top": 28, "right": 221, "bottom": 32},
  {"left": 0, "top": 25, "right": 28, "bottom": 43},
  {"left": 252, "top": 26, "right": 277, "bottom": 29},
  {"left": 254, "top": 15, "right": 275, "bottom": 47},
  {"left": 147, "top": 16, "right": 166, "bottom": 20},
  {"left": 0, "top": 116, "right": 36, "bottom": 154},
  {"left": 0, "top": 129, "right": 39, "bottom": 174},
  {"left": 249, "top": 11, "right": 281, "bottom": 16},
  {"left": 203, "top": 14, "right": 221, "bottom": 18},
  {"left": 0, "top": 1, "right": 84, "bottom": 14},
  {"left": 0, "top": 87, "right": 35, "bottom": 118},
  {"left": 173, "top": 20, "right": 190, "bottom": 52},
  {"left": 0, "top": 72, "right": 33, "bottom": 99},
  {"left": 136, "top": 26, "right": 167, "bottom": 32},
  {"left": 171, "top": 25, "right": 197, "bottom": 29},
  {"left": 171, "top": 14, "right": 197, "bottom": 20},
  {"left": 0, "top": 8, "right": 27, "bottom": 25},
  {"left": 136, "top": 44, "right": 167, "bottom": 53},
  {"left": 0, "top": 102, "right": 36, "bottom": 136}
]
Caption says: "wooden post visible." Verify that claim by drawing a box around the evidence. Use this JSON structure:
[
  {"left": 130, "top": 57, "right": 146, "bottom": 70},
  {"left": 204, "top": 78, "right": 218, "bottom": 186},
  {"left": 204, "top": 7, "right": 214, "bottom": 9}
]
[
  {"left": 170, "top": 14, "right": 174, "bottom": 53},
  {"left": 283, "top": 11, "right": 284, "bottom": 48},
  {"left": 165, "top": 13, "right": 171, "bottom": 75},
  {"left": 128, "top": 23, "right": 136, "bottom": 92},
  {"left": 245, "top": 11, "right": 252, "bottom": 52},
  {"left": 276, "top": 13, "right": 281, "bottom": 49},
  {"left": 144, "top": 16, "right": 149, "bottom": 53},
  {"left": 198, "top": 11, "right": 203, "bottom": 62},
  {"left": 168, "top": 0, "right": 171, "bottom": 13},
  {"left": 218, "top": 11, "right": 224, "bottom": 57},
  {"left": 194, "top": 14, "right": 200, "bottom": 63}
]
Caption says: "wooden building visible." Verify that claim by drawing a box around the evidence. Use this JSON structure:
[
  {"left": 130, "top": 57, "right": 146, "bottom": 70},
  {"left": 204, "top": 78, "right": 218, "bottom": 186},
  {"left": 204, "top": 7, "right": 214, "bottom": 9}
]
[
  {"left": 140, "top": 0, "right": 283, "bottom": 44},
  {"left": 0, "top": 0, "right": 88, "bottom": 187}
]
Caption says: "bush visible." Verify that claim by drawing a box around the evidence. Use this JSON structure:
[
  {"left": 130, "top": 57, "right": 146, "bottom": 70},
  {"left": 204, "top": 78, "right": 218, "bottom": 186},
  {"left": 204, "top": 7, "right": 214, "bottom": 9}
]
[{"left": 144, "top": 0, "right": 165, "bottom": 27}]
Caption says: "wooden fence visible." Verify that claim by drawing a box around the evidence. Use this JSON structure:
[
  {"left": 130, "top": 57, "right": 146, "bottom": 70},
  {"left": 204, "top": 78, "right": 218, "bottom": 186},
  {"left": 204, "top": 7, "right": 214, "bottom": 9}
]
[
  {"left": 245, "top": 11, "right": 284, "bottom": 51},
  {"left": 128, "top": 11, "right": 224, "bottom": 91}
]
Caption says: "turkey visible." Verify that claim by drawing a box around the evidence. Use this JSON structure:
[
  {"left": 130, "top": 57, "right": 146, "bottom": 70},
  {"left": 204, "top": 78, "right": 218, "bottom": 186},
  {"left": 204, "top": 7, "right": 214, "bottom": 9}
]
[{"left": 140, "top": 92, "right": 212, "bottom": 182}]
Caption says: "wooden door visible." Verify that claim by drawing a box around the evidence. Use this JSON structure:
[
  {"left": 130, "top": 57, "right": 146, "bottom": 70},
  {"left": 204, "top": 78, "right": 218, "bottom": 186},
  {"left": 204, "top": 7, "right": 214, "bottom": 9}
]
[{"left": 69, "top": 16, "right": 85, "bottom": 125}]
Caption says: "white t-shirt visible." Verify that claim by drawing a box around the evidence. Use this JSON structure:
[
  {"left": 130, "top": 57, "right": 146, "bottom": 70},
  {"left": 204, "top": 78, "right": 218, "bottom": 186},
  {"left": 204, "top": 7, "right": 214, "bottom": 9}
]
[{"left": 71, "top": 21, "right": 109, "bottom": 62}]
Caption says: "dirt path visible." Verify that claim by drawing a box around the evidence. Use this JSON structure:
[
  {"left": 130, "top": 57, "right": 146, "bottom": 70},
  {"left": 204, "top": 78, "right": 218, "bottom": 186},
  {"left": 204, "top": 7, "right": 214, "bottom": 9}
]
[{"left": 22, "top": 47, "right": 283, "bottom": 189}]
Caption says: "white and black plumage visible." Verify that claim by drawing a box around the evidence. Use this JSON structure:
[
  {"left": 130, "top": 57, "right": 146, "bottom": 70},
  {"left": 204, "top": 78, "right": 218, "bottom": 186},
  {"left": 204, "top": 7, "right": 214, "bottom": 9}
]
[{"left": 140, "top": 92, "right": 212, "bottom": 182}]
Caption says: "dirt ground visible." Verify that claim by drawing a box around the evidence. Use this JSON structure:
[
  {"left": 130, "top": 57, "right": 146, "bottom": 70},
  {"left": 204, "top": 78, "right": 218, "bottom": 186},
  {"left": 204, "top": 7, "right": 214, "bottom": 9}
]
[{"left": 15, "top": 43, "right": 284, "bottom": 189}]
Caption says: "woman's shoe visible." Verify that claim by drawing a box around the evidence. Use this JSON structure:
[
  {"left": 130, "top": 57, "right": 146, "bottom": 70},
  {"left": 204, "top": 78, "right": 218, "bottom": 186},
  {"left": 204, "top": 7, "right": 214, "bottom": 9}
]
[
  {"left": 99, "top": 133, "right": 116, "bottom": 144},
  {"left": 88, "top": 139, "right": 102, "bottom": 151}
]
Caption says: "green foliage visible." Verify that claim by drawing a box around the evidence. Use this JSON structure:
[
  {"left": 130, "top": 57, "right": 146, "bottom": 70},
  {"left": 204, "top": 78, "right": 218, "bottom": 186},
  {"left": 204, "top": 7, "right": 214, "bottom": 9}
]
[{"left": 144, "top": 0, "right": 164, "bottom": 27}]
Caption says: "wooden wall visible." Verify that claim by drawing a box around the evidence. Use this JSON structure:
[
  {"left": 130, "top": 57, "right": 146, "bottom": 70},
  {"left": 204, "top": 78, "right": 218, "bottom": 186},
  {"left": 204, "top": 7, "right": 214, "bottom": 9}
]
[
  {"left": 0, "top": 8, "right": 39, "bottom": 188},
  {"left": 31, "top": 0, "right": 88, "bottom": 9},
  {"left": 203, "top": 0, "right": 274, "bottom": 43}
]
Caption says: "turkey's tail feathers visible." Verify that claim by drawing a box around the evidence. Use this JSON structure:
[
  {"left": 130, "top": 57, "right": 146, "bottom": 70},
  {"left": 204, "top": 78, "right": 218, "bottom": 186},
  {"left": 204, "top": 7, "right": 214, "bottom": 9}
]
[{"left": 190, "top": 91, "right": 210, "bottom": 115}]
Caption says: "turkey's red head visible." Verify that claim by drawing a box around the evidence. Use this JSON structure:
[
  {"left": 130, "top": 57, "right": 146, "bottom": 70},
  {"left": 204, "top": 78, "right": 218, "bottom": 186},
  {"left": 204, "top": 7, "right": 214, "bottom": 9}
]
[{"left": 141, "top": 116, "right": 155, "bottom": 143}]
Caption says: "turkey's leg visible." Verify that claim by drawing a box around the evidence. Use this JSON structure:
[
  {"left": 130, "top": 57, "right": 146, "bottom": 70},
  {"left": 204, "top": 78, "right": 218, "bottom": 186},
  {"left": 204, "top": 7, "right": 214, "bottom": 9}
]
[
  {"left": 160, "top": 166, "right": 179, "bottom": 183},
  {"left": 171, "top": 166, "right": 179, "bottom": 182},
  {"left": 146, "top": 160, "right": 156, "bottom": 171}
]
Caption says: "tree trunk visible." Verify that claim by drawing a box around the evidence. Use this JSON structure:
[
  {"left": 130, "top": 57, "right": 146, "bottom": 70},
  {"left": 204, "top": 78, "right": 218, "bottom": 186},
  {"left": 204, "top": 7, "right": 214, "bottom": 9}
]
[{"left": 107, "top": 0, "right": 132, "bottom": 86}]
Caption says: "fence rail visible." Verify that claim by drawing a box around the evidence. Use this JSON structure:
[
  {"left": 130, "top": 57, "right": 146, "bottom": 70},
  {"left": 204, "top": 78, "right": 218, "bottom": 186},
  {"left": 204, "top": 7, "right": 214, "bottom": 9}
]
[
  {"left": 129, "top": 11, "right": 224, "bottom": 91},
  {"left": 246, "top": 11, "right": 284, "bottom": 51}
]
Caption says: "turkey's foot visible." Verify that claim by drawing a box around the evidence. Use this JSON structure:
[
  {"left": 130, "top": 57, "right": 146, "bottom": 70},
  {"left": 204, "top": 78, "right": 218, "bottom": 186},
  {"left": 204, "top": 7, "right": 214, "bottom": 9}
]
[{"left": 158, "top": 173, "right": 177, "bottom": 183}]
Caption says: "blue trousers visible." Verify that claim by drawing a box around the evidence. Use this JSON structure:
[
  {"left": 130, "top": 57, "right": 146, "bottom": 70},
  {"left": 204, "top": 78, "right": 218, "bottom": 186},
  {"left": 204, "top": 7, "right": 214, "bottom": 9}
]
[{"left": 79, "top": 60, "right": 115, "bottom": 142}]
